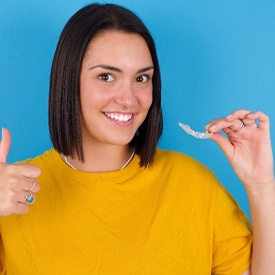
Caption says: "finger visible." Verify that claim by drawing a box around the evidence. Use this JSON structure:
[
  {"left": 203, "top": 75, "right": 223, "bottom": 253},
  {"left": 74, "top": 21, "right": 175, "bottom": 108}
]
[
  {"left": 0, "top": 165, "right": 41, "bottom": 198},
  {"left": 15, "top": 203, "right": 29, "bottom": 215},
  {"left": 12, "top": 190, "right": 36, "bottom": 205},
  {"left": 205, "top": 118, "right": 242, "bottom": 133},
  {"left": 227, "top": 119, "right": 245, "bottom": 132},
  {"left": 209, "top": 132, "right": 234, "bottom": 162},
  {"left": 11, "top": 176, "right": 40, "bottom": 194},
  {"left": 205, "top": 109, "right": 251, "bottom": 126},
  {"left": 20, "top": 191, "right": 36, "bottom": 205},
  {"left": 3, "top": 188, "right": 35, "bottom": 204},
  {"left": 0, "top": 189, "right": 35, "bottom": 216},
  {"left": 207, "top": 110, "right": 251, "bottom": 131},
  {"left": 21, "top": 178, "right": 40, "bottom": 193},
  {"left": 225, "top": 109, "right": 252, "bottom": 122},
  {"left": 9, "top": 163, "right": 41, "bottom": 180},
  {"left": 241, "top": 118, "right": 258, "bottom": 128},
  {"left": 205, "top": 111, "right": 251, "bottom": 134},
  {"left": 27, "top": 179, "right": 40, "bottom": 192},
  {"left": 0, "top": 128, "right": 11, "bottom": 164},
  {"left": 245, "top": 111, "right": 270, "bottom": 129},
  {"left": 1, "top": 203, "right": 29, "bottom": 216}
]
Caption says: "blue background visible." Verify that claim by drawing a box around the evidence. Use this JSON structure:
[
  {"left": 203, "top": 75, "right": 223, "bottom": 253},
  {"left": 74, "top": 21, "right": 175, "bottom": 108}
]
[{"left": 1, "top": 0, "right": 275, "bottom": 219}]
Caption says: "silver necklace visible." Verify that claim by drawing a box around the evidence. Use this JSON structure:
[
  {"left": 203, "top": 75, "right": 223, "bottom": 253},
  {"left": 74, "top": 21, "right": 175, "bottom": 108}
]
[{"left": 63, "top": 149, "right": 135, "bottom": 171}]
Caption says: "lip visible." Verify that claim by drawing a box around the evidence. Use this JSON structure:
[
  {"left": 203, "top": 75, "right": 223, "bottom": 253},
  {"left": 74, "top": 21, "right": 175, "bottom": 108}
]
[{"left": 103, "top": 112, "right": 134, "bottom": 126}]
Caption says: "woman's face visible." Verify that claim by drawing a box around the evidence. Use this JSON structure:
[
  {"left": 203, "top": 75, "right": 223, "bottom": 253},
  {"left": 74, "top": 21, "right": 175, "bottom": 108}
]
[{"left": 80, "top": 31, "right": 154, "bottom": 148}]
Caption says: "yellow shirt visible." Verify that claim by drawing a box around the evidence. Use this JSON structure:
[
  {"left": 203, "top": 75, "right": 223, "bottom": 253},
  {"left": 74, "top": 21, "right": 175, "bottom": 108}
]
[{"left": 0, "top": 149, "right": 252, "bottom": 274}]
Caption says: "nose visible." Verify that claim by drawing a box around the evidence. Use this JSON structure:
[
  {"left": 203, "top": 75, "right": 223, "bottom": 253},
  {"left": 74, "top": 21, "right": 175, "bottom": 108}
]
[{"left": 114, "top": 81, "right": 137, "bottom": 109}]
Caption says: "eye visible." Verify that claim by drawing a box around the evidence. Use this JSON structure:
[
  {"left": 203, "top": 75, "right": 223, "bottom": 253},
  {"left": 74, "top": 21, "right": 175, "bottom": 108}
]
[
  {"left": 135, "top": 75, "right": 150, "bottom": 83},
  {"left": 98, "top": 73, "right": 115, "bottom": 82}
]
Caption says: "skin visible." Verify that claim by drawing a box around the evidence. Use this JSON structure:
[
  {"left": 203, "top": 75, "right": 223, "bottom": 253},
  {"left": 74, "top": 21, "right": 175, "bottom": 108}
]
[
  {"left": 0, "top": 128, "right": 40, "bottom": 216},
  {"left": 72, "top": 31, "right": 154, "bottom": 172}
]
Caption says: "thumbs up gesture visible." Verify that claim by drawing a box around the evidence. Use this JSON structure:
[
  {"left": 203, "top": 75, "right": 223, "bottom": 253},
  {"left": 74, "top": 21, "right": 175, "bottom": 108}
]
[{"left": 0, "top": 128, "right": 41, "bottom": 216}]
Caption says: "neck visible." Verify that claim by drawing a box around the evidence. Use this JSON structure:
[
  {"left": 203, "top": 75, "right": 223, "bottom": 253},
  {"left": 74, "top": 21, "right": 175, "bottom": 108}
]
[{"left": 62, "top": 145, "right": 135, "bottom": 172}]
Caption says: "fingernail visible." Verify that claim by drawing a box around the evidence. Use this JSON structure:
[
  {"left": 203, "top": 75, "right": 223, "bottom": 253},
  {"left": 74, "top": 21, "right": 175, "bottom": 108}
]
[
  {"left": 209, "top": 124, "right": 217, "bottom": 131},
  {"left": 226, "top": 114, "right": 232, "bottom": 118}
]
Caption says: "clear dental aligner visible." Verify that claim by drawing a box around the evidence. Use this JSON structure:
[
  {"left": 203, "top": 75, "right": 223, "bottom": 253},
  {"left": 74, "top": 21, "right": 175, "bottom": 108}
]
[{"left": 178, "top": 122, "right": 212, "bottom": 139}]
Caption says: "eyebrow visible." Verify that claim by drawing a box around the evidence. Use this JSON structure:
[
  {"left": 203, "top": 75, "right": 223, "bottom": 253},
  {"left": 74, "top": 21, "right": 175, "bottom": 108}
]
[{"left": 89, "top": 64, "right": 154, "bottom": 74}]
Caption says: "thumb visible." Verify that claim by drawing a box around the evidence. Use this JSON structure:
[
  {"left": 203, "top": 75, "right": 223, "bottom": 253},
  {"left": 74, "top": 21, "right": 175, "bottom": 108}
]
[
  {"left": 210, "top": 132, "right": 234, "bottom": 162},
  {"left": 0, "top": 128, "right": 12, "bottom": 164}
]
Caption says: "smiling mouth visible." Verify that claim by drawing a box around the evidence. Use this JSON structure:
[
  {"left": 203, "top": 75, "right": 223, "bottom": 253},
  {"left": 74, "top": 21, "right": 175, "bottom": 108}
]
[{"left": 104, "top": 112, "right": 133, "bottom": 122}]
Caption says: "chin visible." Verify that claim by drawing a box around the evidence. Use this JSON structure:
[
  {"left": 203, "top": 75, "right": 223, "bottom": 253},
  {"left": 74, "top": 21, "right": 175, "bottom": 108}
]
[{"left": 111, "top": 135, "right": 136, "bottom": 146}]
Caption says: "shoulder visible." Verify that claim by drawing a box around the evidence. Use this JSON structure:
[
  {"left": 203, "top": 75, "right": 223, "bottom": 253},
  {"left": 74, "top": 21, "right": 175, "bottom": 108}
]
[
  {"left": 21, "top": 149, "right": 57, "bottom": 169},
  {"left": 152, "top": 148, "right": 225, "bottom": 195},
  {"left": 154, "top": 148, "right": 216, "bottom": 178}
]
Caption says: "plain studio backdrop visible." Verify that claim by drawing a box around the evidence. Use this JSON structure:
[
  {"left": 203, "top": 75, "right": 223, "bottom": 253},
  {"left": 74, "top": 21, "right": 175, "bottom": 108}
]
[{"left": 1, "top": 0, "right": 275, "bottom": 219}]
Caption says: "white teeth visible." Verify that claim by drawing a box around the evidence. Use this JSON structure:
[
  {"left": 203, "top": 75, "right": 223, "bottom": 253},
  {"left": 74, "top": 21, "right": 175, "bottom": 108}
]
[{"left": 105, "top": 113, "right": 132, "bottom": 122}]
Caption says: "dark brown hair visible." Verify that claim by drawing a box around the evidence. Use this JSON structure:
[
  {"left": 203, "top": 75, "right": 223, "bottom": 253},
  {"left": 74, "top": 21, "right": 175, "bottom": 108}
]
[{"left": 49, "top": 3, "right": 163, "bottom": 167}]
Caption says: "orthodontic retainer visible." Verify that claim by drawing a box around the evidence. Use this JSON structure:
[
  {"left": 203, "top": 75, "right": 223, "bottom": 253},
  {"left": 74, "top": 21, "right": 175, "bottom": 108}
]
[{"left": 178, "top": 122, "right": 212, "bottom": 139}]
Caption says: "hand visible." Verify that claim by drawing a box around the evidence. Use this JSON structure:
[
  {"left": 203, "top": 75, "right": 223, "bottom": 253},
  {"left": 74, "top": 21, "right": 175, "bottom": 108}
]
[
  {"left": 205, "top": 110, "right": 274, "bottom": 189},
  {"left": 0, "top": 128, "right": 41, "bottom": 216}
]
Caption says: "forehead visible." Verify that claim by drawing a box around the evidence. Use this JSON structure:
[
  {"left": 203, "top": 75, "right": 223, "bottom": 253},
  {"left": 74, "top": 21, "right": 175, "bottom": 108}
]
[{"left": 83, "top": 31, "right": 153, "bottom": 68}]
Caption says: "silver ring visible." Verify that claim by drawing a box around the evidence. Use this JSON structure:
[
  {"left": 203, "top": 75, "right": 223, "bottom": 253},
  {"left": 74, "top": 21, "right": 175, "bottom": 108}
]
[
  {"left": 235, "top": 119, "right": 246, "bottom": 132},
  {"left": 24, "top": 192, "right": 34, "bottom": 204},
  {"left": 29, "top": 180, "right": 36, "bottom": 191}
]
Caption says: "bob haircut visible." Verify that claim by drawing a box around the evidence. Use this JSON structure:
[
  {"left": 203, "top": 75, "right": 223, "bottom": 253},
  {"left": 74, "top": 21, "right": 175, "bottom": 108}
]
[{"left": 49, "top": 3, "right": 163, "bottom": 167}]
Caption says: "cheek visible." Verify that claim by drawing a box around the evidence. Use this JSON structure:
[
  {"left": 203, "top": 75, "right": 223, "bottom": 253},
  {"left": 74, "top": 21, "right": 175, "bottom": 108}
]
[
  {"left": 79, "top": 88, "right": 98, "bottom": 123},
  {"left": 139, "top": 87, "right": 153, "bottom": 109},
  {"left": 80, "top": 86, "right": 105, "bottom": 111}
]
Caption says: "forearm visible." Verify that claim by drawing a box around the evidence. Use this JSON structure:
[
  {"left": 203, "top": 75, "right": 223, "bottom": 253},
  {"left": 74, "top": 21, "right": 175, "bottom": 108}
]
[{"left": 246, "top": 180, "right": 275, "bottom": 274}]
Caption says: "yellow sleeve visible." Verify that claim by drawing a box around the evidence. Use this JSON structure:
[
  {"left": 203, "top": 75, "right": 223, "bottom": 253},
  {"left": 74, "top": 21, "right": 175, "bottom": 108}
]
[
  {"left": 212, "top": 183, "right": 252, "bottom": 274},
  {"left": 0, "top": 234, "right": 6, "bottom": 274}
]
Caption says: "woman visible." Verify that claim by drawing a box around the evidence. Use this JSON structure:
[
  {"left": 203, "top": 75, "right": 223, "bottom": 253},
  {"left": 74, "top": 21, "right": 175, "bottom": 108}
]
[{"left": 0, "top": 3, "right": 274, "bottom": 274}]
